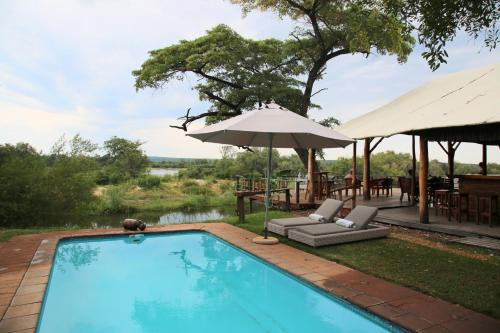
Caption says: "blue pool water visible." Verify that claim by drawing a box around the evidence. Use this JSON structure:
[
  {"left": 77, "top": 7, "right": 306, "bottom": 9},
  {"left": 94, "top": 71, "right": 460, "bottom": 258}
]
[{"left": 37, "top": 232, "right": 401, "bottom": 333}]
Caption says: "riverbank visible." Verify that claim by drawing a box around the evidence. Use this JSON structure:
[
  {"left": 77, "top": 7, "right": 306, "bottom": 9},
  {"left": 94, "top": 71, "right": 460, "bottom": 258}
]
[{"left": 95, "top": 178, "right": 235, "bottom": 214}]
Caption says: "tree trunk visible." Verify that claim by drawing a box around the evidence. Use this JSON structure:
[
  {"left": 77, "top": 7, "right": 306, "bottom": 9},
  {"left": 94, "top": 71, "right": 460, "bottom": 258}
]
[{"left": 307, "top": 149, "right": 316, "bottom": 203}]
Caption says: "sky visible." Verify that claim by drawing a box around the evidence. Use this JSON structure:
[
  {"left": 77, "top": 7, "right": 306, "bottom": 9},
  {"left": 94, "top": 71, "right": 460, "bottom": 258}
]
[{"left": 1, "top": 0, "right": 499, "bottom": 164}]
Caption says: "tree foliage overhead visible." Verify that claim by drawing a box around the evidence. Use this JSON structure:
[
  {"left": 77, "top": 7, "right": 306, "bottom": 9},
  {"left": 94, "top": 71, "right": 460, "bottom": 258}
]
[
  {"left": 134, "top": 25, "right": 305, "bottom": 127},
  {"left": 233, "top": 0, "right": 498, "bottom": 70},
  {"left": 133, "top": 1, "right": 414, "bottom": 125}
]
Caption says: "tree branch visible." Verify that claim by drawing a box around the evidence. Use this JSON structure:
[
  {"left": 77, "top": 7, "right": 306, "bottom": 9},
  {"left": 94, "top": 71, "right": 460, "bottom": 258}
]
[
  {"left": 193, "top": 70, "right": 245, "bottom": 89},
  {"left": 170, "top": 108, "right": 241, "bottom": 132},
  {"left": 202, "top": 90, "right": 240, "bottom": 110},
  {"left": 326, "top": 48, "right": 350, "bottom": 60},
  {"left": 311, "top": 87, "right": 328, "bottom": 97}
]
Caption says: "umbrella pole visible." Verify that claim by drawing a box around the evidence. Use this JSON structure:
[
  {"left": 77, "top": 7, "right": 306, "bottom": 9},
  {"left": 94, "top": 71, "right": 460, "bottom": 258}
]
[{"left": 264, "top": 133, "right": 273, "bottom": 239}]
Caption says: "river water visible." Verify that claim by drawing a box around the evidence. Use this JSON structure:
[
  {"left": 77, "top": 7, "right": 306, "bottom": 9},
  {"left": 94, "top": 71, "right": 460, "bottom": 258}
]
[{"left": 148, "top": 168, "right": 180, "bottom": 176}]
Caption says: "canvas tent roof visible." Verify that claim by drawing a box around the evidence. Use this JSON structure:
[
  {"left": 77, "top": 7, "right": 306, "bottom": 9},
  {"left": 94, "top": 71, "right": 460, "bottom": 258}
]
[{"left": 337, "top": 62, "right": 500, "bottom": 144}]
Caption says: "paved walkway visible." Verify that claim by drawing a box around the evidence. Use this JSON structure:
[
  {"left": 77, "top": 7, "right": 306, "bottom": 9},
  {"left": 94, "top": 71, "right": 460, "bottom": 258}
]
[{"left": 0, "top": 224, "right": 499, "bottom": 333}]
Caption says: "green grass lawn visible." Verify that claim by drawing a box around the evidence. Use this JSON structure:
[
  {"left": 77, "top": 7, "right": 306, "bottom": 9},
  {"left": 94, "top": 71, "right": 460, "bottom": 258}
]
[{"left": 223, "top": 211, "right": 500, "bottom": 319}]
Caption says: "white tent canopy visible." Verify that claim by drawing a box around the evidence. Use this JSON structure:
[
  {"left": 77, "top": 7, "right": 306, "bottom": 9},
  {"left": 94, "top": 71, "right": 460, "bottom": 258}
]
[{"left": 337, "top": 62, "right": 500, "bottom": 141}]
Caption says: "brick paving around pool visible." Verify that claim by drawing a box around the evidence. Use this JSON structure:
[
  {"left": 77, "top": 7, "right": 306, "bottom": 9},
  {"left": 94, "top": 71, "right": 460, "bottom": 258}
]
[{"left": 0, "top": 223, "right": 499, "bottom": 333}]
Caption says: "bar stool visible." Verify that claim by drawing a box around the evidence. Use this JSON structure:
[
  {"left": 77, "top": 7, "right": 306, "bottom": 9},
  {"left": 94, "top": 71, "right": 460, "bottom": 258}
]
[
  {"left": 434, "top": 189, "right": 449, "bottom": 216},
  {"left": 477, "top": 194, "right": 499, "bottom": 227},
  {"left": 449, "top": 192, "right": 468, "bottom": 223}
]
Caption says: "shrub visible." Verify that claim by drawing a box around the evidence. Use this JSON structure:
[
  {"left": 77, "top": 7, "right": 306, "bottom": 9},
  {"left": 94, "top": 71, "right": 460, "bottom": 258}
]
[
  {"left": 99, "top": 186, "right": 130, "bottom": 214},
  {"left": 181, "top": 180, "right": 213, "bottom": 196},
  {"left": 137, "top": 175, "right": 161, "bottom": 189}
]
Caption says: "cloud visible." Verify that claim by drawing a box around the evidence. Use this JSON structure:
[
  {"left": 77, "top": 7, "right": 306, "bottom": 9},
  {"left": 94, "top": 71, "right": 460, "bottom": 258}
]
[
  {"left": 0, "top": 99, "right": 99, "bottom": 153},
  {"left": 130, "top": 118, "right": 222, "bottom": 158}
]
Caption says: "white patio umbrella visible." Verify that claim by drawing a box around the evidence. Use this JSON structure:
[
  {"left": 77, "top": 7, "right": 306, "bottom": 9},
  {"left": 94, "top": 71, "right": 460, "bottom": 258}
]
[{"left": 187, "top": 102, "right": 354, "bottom": 243}]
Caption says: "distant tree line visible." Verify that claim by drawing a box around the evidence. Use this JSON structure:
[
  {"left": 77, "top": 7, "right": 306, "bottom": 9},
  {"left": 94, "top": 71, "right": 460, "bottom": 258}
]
[{"left": 172, "top": 147, "right": 499, "bottom": 180}]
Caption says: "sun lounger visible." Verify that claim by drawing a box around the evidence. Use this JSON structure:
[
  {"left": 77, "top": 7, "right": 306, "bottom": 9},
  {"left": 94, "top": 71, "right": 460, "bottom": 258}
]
[
  {"left": 287, "top": 206, "right": 390, "bottom": 247},
  {"left": 268, "top": 199, "right": 343, "bottom": 236}
]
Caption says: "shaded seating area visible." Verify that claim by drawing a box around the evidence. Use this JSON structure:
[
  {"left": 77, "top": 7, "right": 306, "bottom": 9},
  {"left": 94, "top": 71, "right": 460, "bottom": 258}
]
[{"left": 338, "top": 62, "right": 500, "bottom": 229}]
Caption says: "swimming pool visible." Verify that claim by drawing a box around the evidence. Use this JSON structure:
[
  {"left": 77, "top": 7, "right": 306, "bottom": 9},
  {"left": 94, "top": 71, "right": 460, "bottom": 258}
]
[{"left": 36, "top": 232, "right": 402, "bottom": 332}]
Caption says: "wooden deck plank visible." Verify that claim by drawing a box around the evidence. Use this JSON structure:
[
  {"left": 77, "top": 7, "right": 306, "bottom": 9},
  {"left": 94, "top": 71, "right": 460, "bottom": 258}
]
[{"left": 451, "top": 236, "right": 500, "bottom": 250}]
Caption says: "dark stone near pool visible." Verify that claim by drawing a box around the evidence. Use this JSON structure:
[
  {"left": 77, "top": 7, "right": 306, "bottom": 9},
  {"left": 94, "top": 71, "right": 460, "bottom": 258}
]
[{"left": 122, "top": 219, "right": 146, "bottom": 231}]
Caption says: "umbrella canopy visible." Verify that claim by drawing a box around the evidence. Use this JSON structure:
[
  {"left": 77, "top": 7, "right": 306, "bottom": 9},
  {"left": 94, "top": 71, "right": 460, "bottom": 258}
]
[
  {"left": 186, "top": 102, "right": 354, "bottom": 241},
  {"left": 187, "top": 102, "right": 353, "bottom": 149}
]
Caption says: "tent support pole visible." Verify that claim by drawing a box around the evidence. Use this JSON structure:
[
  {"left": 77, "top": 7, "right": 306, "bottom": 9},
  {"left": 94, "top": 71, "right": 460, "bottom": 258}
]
[
  {"left": 363, "top": 138, "right": 371, "bottom": 200},
  {"left": 264, "top": 133, "right": 274, "bottom": 239},
  {"left": 482, "top": 144, "right": 488, "bottom": 175},
  {"left": 447, "top": 141, "right": 455, "bottom": 221},
  {"left": 352, "top": 141, "right": 357, "bottom": 209},
  {"left": 411, "top": 135, "right": 416, "bottom": 206},
  {"left": 419, "top": 137, "right": 429, "bottom": 224}
]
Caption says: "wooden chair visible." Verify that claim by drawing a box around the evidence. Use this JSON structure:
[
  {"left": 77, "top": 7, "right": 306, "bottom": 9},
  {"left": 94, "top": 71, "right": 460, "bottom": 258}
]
[
  {"left": 398, "top": 177, "right": 412, "bottom": 203},
  {"left": 434, "top": 189, "right": 450, "bottom": 216},
  {"left": 449, "top": 192, "right": 468, "bottom": 222}
]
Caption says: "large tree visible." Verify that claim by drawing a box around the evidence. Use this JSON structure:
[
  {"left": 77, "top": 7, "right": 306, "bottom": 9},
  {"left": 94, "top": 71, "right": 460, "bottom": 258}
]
[
  {"left": 133, "top": 0, "right": 497, "bottom": 166},
  {"left": 134, "top": 2, "right": 414, "bottom": 165}
]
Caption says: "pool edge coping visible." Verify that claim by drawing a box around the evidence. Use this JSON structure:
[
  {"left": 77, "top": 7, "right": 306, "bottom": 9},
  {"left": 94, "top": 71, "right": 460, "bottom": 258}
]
[{"left": 0, "top": 223, "right": 499, "bottom": 333}]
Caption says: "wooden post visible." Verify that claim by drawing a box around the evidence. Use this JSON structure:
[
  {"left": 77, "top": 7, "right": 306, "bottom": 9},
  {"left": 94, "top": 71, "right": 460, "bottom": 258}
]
[
  {"left": 236, "top": 195, "right": 245, "bottom": 223},
  {"left": 411, "top": 135, "right": 416, "bottom": 205},
  {"left": 482, "top": 144, "right": 488, "bottom": 175},
  {"left": 363, "top": 138, "right": 371, "bottom": 200},
  {"left": 295, "top": 181, "right": 300, "bottom": 208},
  {"left": 447, "top": 141, "right": 455, "bottom": 221},
  {"left": 447, "top": 141, "right": 455, "bottom": 178},
  {"left": 419, "top": 137, "right": 429, "bottom": 224},
  {"left": 307, "top": 148, "right": 316, "bottom": 203},
  {"left": 352, "top": 141, "right": 357, "bottom": 209},
  {"left": 285, "top": 189, "right": 291, "bottom": 212}
]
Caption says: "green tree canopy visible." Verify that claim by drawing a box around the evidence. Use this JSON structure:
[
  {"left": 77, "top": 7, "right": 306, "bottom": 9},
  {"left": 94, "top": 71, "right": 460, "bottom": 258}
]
[
  {"left": 102, "top": 137, "right": 149, "bottom": 179},
  {"left": 233, "top": 0, "right": 498, "bottom": 70},
  {"left": 134, "top": 24, "right": 306, "bottom": 128}
]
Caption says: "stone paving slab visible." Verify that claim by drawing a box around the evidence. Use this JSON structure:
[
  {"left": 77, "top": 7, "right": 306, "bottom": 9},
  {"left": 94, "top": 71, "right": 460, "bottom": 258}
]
[{"left": 0, "top": 223, "right": 499, "bottom": 333}]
